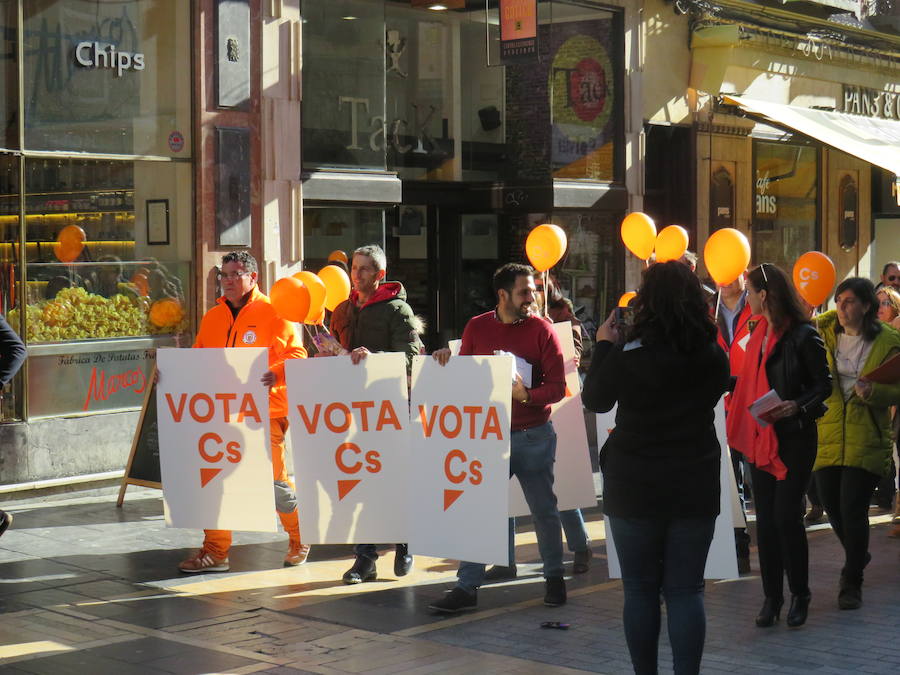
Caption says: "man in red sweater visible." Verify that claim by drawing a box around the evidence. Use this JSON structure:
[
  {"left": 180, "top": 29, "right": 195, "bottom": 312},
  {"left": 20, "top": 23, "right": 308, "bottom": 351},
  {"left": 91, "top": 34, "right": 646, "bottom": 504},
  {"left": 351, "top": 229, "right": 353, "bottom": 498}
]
[{"left": 428, "top": 263, "right": 567, "bottom": 612}]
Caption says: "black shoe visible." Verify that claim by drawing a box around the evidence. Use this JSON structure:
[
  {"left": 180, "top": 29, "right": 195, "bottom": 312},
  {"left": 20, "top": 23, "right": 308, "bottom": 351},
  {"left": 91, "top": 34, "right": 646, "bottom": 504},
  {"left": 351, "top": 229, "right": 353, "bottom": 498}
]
[
  {"left": 755, "top": 597, "right": 783, "bottom": 627},
  {"left": 342, "top": 556, "right": 377, "bottom": 585},
  {"left": 573, "top": 549, "right": 592, "bottom": 574},
  {"left": 544, "top": 576, "right": 567, "bottom": 607},
  {"left": 786, "top": 592, "right": 811, "bottom": 627},
  {"left": 393, "top": 544, "right": 413, "bottom": 577},
  {"left": 428, "top": 587, "right": 477, "bottom": 613},
  {"left": 484, "top": 564, "right": 518, "bottom": 581},
  {"left": 838, "top": 581, "right": 862, "bottom": 610},
  {"left": 804, "top": 505, "right": 826, "bottom": 526},
  {"left": 0, "top": 510, "right": 11, "bottom": 538}
]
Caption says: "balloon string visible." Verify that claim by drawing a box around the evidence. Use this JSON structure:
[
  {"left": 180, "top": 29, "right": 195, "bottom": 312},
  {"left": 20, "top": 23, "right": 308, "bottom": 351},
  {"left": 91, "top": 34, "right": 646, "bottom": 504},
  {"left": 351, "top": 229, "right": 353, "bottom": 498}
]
[
  {"left": 714, "top": 291, "right": 721, "bottom": 323},
  {"left": 543, "top": 270, "right": 549, "bottom": 319}
]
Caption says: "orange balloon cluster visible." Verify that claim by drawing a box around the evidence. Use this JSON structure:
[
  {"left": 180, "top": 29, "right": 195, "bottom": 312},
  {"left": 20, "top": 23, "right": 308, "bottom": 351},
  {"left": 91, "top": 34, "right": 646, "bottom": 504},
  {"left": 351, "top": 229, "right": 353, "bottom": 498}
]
[
  {"left": 270, "top": 277, "right": 310, "bottom": 323},
  {"left": 620, "top": 213, "right": 656, "bottom": 261},
  {"left": 792, "top": 251, "right": 835, "bottom": 307},
  {"left": 526, "top": 224, "right": 567, "bottom": 272},
  {"left": 654, "top": 225, "right": 689, "bottom": 263},
  {"left": 319, "top": 264, "right": 351, "bottom": 312},
  {"left": 704, "top": 228, "right": 751, "bottom": 286},
  {"left": 54, "top": 224, "right": 86, "bottom": 263}
]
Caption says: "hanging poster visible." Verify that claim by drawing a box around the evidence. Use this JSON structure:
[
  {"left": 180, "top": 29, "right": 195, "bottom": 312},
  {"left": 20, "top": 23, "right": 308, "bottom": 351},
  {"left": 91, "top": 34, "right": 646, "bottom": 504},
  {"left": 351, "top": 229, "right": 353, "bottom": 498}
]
[{"left": 499, "top": 0, "right": 538, "bottom": 63}]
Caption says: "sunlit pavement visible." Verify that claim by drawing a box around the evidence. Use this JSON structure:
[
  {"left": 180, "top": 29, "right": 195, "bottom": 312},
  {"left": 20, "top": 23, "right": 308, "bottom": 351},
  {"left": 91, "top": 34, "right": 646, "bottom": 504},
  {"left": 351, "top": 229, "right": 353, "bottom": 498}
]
[{"left": 0, "top": 487, "right": 898, "bottom": 674}]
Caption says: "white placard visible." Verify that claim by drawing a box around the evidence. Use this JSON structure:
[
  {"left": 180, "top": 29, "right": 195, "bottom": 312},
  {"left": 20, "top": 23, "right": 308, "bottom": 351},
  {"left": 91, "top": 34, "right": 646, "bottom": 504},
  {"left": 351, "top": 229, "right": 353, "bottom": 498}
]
[
  {"left": 510, "top": 322, "right": 596, "bottom": 516},
  {"left": 286, "top": 354, "right": 410, "bottom": 544},
  {"left": 409, "top": 355, "right": 512, "bottom": 566},
  {"left": 605, "top": 398, "right": 739, "bottom": 580},
  {"left": 156, "top": 348, "right": 276, "bottom": 531}
]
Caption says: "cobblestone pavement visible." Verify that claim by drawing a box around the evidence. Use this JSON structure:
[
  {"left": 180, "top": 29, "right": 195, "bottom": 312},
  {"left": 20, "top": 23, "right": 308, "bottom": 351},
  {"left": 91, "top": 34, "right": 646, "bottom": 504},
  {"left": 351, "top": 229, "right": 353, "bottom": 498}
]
[{"left": 0, "top": 487, "right": 897, "bottom": 674}]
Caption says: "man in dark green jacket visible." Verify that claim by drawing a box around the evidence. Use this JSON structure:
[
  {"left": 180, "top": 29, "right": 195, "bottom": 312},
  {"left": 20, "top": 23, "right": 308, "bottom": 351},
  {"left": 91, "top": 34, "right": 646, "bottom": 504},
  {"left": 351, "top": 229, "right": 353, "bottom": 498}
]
[{"left": 330, "top": 244, "right": 423, "bottom": 584}]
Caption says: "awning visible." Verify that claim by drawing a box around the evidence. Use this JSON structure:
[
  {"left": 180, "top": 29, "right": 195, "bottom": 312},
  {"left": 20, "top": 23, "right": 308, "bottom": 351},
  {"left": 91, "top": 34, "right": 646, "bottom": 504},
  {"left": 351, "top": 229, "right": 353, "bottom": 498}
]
[{"left": 721, "top": 94, "right": 900, "bottom": 178}]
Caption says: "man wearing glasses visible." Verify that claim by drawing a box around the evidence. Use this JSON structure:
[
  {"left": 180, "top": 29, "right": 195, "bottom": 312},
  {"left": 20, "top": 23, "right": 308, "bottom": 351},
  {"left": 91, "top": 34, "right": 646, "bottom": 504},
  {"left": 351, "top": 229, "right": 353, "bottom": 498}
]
[
  {"left": 879, "top": 262, "right": 900, "bottom": 291},
  {"left": 177, "top": 251, "right": 309, "bottom": 573}
]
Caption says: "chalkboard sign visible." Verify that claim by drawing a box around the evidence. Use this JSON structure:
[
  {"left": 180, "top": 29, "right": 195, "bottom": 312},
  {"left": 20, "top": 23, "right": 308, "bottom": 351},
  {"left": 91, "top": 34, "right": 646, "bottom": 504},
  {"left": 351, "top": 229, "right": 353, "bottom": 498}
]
[{"left": 117, "top": 368, "right": 162, "bottom": 505}]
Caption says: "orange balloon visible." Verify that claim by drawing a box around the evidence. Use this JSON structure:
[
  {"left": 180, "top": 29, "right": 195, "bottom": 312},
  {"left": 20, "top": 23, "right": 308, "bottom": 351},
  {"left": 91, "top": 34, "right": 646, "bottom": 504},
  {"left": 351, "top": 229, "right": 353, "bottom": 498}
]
[
  {"left": 293, "top": 270, "right": 327, "bottom": 323},
  {"left": 327, "top": 250, "right": 348, "bottom": 265},
  {"left": 704, "top": 228, "right": 751, "bottom": 286},
  {"left": 131, "top": 272, "right": 150, "bottom": 297},
  {"left": 270, "top": 277, "right": 310, "bottom": 323},
  {"left": 149, "top": 298, "right": 185, "bottom": 328},
  {"left": 618, "top": 291, "right": 637, "bottom": 307},
  {"left": 54, "top": 224, "right": 87, "bottom": 262},
  {"left": 620, "top": 212, "right": 656, "bottom": 260},
  {"left": 318, "top": 264, "right": 351, "bottom": 311},
  {"left": 655, "top": 225, "right": 689, "bottom": 263},
  {"left": 309, "top": 307, "right": 326, "bottom": 325},
  {"left": 525, "top": 224, "right": 567, "bottom": 272},
  {"left": 792, "top": 251, "right": 835, "bottom": 307}
]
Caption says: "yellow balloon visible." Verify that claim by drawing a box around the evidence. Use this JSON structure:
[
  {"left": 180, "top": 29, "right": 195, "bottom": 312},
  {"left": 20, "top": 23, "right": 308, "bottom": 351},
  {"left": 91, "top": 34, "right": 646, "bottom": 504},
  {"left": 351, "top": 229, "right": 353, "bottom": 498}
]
[
  {"left": 620, "top": 212, "right": 656, "bottom": 260},
  {"left": 319, "top": 264, "right": 351, "bottom": 312},
  {"left": 704, "top": 228, "right": 751, "bottom": 286},
  {"left": 655, "top": 225, "right": 689, "bottom": 263},
  {"left": 293, "top": 270, "right": 327, "bottom": 323},
  {"left": 526, "top": 224, "right": 567, "bottom": 272},
  {"left": 618, "top": 291, "right": 637, "bottom": 307}
]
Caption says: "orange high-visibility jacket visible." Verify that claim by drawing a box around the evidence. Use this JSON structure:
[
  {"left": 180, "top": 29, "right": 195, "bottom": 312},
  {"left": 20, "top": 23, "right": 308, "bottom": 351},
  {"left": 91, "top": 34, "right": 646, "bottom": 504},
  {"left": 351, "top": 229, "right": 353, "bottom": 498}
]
[{"left": 194, "top": 286, "right": 306, "bottom": 417}]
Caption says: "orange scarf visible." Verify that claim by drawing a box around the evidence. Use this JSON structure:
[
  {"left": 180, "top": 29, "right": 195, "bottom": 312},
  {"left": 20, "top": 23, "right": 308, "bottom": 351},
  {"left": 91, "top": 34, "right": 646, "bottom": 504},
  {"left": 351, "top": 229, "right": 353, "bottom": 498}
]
[{"left": 726, "top": 317, "right": 787, "bottom": 480}]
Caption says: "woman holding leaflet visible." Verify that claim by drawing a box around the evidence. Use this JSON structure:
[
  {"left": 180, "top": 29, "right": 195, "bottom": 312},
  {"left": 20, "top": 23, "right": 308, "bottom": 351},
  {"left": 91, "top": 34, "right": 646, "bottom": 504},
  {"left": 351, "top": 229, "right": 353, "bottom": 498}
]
[{"left": 727, "top": 263, "right": 830, "bottom": 629}]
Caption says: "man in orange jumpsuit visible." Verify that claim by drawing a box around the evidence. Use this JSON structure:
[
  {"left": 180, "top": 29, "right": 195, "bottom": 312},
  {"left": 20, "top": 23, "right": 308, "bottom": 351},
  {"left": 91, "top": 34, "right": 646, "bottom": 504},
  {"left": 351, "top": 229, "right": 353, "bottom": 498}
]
[{"left": 178, "top": 251, "right": 308, "bottom": 573}]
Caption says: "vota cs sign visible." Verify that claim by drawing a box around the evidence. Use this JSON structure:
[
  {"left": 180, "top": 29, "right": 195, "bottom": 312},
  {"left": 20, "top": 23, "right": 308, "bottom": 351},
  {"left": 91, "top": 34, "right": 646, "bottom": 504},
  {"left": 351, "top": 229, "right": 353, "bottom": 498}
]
[{"left": 75, "top": 41, "right": 145, "bottom": 77}]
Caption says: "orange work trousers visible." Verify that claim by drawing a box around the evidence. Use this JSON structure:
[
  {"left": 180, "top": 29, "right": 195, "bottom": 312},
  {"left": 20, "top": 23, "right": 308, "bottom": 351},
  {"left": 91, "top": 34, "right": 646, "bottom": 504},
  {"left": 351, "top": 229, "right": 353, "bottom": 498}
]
[{"left": 202, "top": 417, "right": 301, "bottom": 559}]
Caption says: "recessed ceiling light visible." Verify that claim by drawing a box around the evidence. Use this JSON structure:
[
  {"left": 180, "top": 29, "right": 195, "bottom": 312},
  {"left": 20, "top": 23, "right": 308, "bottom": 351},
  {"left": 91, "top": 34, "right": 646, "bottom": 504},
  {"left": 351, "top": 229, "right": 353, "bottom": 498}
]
[
  {"left": 342, "top": 15, "right": 358, "bottom": 20},
  {"left": 429, "top": 4, "right": 449, "bottom": 9}
]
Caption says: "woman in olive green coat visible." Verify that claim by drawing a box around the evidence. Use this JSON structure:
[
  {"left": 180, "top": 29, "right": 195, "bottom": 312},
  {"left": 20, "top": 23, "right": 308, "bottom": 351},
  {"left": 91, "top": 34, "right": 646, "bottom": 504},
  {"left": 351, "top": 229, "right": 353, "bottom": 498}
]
[{"left": 814, "top": 278, "right": 900, "bottom": 611}]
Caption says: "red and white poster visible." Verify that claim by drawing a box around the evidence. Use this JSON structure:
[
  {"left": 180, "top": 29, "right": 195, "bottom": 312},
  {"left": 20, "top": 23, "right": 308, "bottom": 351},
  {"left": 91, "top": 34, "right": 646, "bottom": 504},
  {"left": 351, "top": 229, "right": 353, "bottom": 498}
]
[
  {"left": 156, "top": 348, "right": 276, "bottom": 531},
  {"left": 285, "top": 354, "right": 410, "bottom": 544},
  {"left": 409, "top": 355, "right": 512, "bottom": 566},
  {"left": 510, "top": 321, "right": 596, "bottom": 516}
]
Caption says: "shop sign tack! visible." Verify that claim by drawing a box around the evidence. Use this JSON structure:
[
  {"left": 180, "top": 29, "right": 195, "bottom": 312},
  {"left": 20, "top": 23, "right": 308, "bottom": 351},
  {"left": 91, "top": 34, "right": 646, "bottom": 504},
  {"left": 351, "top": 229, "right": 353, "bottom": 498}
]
[
  {"left": 286, "top": 353, "right": 411, "bottom": 545},
  {"left": 155, "top": 347, "right": 276, "bottom": 532}
]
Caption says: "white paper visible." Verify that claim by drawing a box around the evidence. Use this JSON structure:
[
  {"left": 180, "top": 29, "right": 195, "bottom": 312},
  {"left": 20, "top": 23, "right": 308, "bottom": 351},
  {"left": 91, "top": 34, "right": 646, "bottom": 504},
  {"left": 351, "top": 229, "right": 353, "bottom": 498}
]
[
  {"left": 156, "top": 348, "right": 276, "bottom": 531},
  {"left": 286, "top": 354, "right": 410, "bottom": 544},
  {"left": 749, "top": 388, "right": 782, "bottom": 428},
  {"left": 409, "top": 355, "right": 512, "bottom": 566},
  {"left": 606, "top": 397, "right": 739, "bottom": 580},
  {"left": 493, "top": 349, "right": 532, "bottom": 387},
  {"left": 510, "top": 322, "right": 596, "bottom": 516}
]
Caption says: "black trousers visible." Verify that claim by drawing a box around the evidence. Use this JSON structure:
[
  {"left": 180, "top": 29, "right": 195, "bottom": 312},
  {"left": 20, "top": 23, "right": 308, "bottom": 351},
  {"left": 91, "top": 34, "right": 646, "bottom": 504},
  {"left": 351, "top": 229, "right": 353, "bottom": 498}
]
[
  {"left": 814, "top": 465, "right": 880, "bottom": 585},
  {"left": 749, "top": 430, "right": 816, "bottom": 600}
]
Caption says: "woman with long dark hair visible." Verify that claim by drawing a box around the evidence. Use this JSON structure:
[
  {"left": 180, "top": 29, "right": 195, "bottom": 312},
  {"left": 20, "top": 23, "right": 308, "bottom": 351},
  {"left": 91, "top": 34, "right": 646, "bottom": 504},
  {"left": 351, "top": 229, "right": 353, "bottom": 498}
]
[
  {"left": 582, "top": 261, "right": 729, "bottom": 675},
  {"left": 727, "top": 263, "right": 831, "bottom": 629},
  {"left": 813, "top": 277, "right": 900, "bottom": 609}
]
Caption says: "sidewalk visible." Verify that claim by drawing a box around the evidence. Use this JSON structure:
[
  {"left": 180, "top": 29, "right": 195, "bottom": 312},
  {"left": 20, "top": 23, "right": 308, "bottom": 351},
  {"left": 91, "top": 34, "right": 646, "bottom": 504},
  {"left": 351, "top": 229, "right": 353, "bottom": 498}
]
[{"left": 0, "top": 487, "right": 898, "bottom": 674}]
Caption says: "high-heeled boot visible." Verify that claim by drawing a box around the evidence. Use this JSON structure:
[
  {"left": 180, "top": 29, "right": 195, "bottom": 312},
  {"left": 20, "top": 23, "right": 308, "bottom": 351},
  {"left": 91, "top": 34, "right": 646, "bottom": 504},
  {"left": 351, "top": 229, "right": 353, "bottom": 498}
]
[
  {"left": 755, "top": 597, "right": 783, "bottom": 627},
  {"left": 786, "top": 592, "right": 811, "bottom": 627}
]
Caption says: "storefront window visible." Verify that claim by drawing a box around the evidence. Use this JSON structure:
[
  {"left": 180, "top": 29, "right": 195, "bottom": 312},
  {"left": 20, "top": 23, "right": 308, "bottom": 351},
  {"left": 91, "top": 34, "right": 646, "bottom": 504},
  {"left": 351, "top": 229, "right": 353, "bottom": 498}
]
[
  {"left": 752, "top": 141, "right": 818, "bottom": 271},
  {"left": 302, "top": 206, "right": 385, "bottom": 271},
  {"left": 23, "top": 0, "right": 191, "bottom": 156},
  {"left": 302, "top": 0, "right": 386, "bottom": 171},
  {"left": 1, "top": 0, "right": 17, "bottom": 150}
]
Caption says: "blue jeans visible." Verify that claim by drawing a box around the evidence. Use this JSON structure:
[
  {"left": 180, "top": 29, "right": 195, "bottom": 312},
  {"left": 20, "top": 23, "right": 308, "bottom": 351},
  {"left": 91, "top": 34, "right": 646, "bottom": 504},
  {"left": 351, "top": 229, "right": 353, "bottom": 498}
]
[
  {"left": 504, "top": 508, "right": 590, "bottom": 564},
  {"left": 457, "top": 421, "right": 563, "bottom": 592},
  {"left": 608, "top": 516, "right": 716, "bottom": 675}
]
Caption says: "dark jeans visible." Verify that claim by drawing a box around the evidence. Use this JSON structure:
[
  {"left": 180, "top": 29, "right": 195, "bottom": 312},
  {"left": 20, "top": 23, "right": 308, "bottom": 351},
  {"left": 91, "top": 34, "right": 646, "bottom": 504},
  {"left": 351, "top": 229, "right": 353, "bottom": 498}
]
[
  {"left": 457, "top": 421, "right": 563, "bottom": 591},
  {"left": 608, "top": 516, "right": 716, "bottom": 675},
  {"left": 749, "top": 432, "right": 816, "bottom": 600},
  {"left": 814, "top": 466, "right": 880, "bottom": 584}
]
